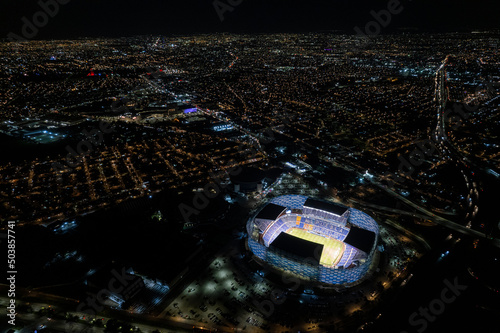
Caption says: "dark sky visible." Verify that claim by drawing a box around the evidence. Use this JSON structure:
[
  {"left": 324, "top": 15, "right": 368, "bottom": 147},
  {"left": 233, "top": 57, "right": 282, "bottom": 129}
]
[{"left": 1, "top": 0, "right": 499, "bottom": 39}]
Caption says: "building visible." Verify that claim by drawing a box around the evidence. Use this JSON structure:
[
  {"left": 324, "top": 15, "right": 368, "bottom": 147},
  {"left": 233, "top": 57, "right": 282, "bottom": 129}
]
[
  {"left": 230, "top": 166, "right": 266, "bottom": 193},
  {"left": 246, "top": 195, "right": 379, "bottom": 285}
]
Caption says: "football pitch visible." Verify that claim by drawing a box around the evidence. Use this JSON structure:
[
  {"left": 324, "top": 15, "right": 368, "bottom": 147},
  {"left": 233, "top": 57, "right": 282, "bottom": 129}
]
[{"left": 287, "top": 228, "right": 345, "bottom": 267}]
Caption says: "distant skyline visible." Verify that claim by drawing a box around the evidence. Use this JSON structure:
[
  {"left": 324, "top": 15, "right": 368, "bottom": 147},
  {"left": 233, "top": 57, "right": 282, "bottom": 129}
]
[{"left": 1, "top": 0, "right": 499, "bottom": 40}]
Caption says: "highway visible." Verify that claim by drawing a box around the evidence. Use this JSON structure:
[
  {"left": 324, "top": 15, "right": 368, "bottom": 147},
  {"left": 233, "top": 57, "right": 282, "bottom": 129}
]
[{"left": 432, "top": 58, "right": 484, "bottom": 232}]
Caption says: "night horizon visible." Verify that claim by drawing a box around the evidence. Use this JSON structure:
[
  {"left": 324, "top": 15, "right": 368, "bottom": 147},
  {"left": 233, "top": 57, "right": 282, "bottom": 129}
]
[{"left": 1, "top": 0, "right": 500, "bottom": 40}]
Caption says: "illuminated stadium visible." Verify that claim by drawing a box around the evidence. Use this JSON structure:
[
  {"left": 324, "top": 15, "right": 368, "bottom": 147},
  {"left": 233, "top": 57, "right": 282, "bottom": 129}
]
[{"left": 246, "top": 195, "right": 379, "bottom": 285}]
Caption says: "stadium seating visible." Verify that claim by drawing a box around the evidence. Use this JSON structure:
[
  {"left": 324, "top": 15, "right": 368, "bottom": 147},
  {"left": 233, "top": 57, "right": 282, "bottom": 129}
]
[{"left": 337, "top": 244, "right": 358, "bottom": 268}]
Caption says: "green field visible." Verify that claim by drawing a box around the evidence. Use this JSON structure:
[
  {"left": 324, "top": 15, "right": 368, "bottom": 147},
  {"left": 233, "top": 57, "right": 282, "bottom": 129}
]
[{"left": 287, "top": 228, "right": 345, "bottom": 267}]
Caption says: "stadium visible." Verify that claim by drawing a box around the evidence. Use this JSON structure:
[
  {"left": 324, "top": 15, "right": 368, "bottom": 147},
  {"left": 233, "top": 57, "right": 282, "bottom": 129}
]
[{"left": 246, "top": 195, "right": 379, "bottom": 285}]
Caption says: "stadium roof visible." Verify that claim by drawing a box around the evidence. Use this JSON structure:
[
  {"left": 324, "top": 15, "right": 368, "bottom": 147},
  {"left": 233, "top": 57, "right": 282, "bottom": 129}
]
[
  {"left": 304, "top": 198, "right": 348, "bottom": 216},
  {"left": 270, "top": 232, "right": 322, "bottom": 264},
  {"left": 343, "top": 226, "right": 375, "bottom": 253},
  {"left": 255, "top": 203, "right": 287, "bottom": 221}
]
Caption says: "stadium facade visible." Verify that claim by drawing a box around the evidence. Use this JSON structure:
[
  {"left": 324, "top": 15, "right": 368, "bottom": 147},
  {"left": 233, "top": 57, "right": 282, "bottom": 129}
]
[{"left": 246, "top": 195, "right": 379, "bottom": 285}]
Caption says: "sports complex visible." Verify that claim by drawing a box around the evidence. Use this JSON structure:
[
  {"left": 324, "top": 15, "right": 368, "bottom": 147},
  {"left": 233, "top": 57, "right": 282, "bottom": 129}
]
[{"left": 246, "top": 195, "right": 379, "bottom": 285}]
